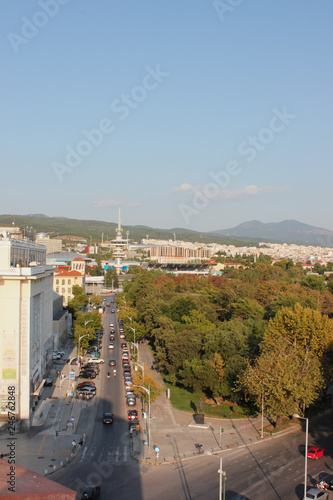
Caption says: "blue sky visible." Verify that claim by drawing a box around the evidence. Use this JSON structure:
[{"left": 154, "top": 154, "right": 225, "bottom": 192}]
[{"left": 1, "top": 0, "right": 332, "bottom": 233}]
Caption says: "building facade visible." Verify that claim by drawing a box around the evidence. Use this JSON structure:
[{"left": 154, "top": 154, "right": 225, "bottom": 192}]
[{"left": 0, "top": 236, "right": 53, "bottom": 428}]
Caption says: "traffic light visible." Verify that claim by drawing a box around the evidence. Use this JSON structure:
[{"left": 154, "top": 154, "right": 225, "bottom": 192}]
[{"left": 55, "top": 431, "right": 59, "bottom": 437}]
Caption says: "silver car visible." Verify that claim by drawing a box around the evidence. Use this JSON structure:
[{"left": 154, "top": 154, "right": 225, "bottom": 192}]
[{"left": 305, "top": 488, "right": 328, "bottom": 500}]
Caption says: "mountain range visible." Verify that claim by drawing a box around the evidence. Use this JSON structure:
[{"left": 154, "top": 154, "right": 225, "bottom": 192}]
[{"left": 0, "top": 215, "right": 332, "bottom": 247}]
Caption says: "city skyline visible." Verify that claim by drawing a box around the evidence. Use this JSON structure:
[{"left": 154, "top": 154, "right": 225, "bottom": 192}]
[{"left": 1, "top": 1, "right": 332, "bottom": 231}]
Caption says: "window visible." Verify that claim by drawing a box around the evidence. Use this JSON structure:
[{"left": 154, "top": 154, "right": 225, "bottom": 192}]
[
  {"left": 56, "top": 287, "right": 59, "bottom": 293},
  {"left": 56, "top": 279, "right": 59, "bottom": 284},
  {"left": 68, "top": 288, "right": 71, "bottom": 293},
  {"left": 62, "top": 288, "right": 65, "bottom": 293},
  {"left": 62, "top": 279, "right": 65, "bottom": 285},
  {"left": 68, "top": 279, "right": 71, "bottom": 284}
]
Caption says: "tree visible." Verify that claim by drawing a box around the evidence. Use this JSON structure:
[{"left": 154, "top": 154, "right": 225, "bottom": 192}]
[
  {"left": 263, "top": 303, "right": 333, "bottom": 358},
  {"left": 241, "top": 338, "right": 323, "bottom": 428},
  {"left": 105, "top": 267, "right": 119, "bottom": 288},
  {"left": 301, "top": 274, "right": 326, "bottom": 291},
  {"left": 67, "top": 285, "right": 89, "bottom": 315}
]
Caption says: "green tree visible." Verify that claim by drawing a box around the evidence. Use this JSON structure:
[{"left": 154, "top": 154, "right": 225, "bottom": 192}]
[
  {"left": 242, "top": 338, "right": 323, "bottom": 428},
  {"left": 301, "top": 274, "right": 326, "bottom": 291},
  {"left": 105, "top": 267, "right": 119, "bottom": 288}
]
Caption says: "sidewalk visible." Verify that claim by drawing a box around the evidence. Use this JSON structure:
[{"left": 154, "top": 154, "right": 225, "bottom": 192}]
[
  {"left": 0, "top": 340, "right": 99, "bottom": 477},
  {"left": 0, "top": 339, "right": 298, "bottom": 477},
  {"left": 130, "top": 342, "right": 278, "bottom": 464}
]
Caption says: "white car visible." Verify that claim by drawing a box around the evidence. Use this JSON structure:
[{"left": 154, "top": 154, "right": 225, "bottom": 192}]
[
  {"left": 304, "top": 488, "right": 328, "bottom": 500},
  {"left": 87, "top": 358, "right": 104, "bottom": 364},
  {"left": 108, "top": 343, "right": 114, "bottom": 349}
]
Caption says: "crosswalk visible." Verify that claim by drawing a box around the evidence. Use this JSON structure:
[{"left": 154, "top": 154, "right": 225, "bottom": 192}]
[{"left": 80, "top": 444, "right": 129, "bottom": 464}]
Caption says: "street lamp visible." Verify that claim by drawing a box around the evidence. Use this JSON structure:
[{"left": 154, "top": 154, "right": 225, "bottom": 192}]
[
  {"left": 293, "top": 413, "right": 308, "bottom": 500},
  {"left": 126, "top": 326, "right": 138, "bottom": 359},
  {"left": 124, "top": 315, "right": 132, "bottom": 323},
  {"left": 218, "top": 457, "right": 226, "bottom": 500},
  {"left": 133, "top": 384, "right": 150, "bottom": 450},
  {"left": 133, "top": 361, "right": 145, "bottom": 386},
  {"left": 77, "top": 322, "right": 92, "bottom": 358}
]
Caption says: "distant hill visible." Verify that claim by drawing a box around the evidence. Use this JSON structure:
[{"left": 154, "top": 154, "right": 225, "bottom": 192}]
[
  {"left": 211, "top": 220, "right": 333, "bottom": 246},
  {"left": 0, "top": 214, "right": 252, "bottom": 246},
  {"left": 1, "top": 215, "right": 331, "bottom": 247}
]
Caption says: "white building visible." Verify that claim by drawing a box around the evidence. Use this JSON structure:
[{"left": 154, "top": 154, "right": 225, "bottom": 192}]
[{"left": 0, "top": 235, "right": 54, "bottom": 429}]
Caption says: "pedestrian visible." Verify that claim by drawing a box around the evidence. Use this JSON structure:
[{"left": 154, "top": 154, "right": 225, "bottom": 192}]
[
  {"left": 56, "top": 370, "right": 59, "bottom": 378},
  {"left": 78, "top": 435, "right": 83, "bottom": 446},
  {"left": 129, "top": 427, "right": 133, "bottom": 438},
  {"left": 72, "top": 439, "right": 77, "bottom": 452}
]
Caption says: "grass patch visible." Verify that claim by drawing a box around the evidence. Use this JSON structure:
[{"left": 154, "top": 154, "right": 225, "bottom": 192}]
[{"left": 166, "top": 383, "right": 252, "bottom": 419}]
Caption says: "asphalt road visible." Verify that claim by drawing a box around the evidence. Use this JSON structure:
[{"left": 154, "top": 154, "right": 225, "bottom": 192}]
[{"left": 52, "top": 298, "right": 333, "bottom": 500}]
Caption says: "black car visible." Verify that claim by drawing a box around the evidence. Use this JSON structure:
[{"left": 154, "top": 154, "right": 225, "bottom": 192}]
[
  {"left": 80, "top": 485, "right": 101, "bottom": 499},
  {"left": 77, "top": 381, "right": 96, "bottom": 388},
  {"left": 79, "top": 371, "right": 96, "bottom": 379},
  {"left": 102, "top": 412, "right": 113, "bottom": 424},
  {"left": 83, "top": 363, "right": 100, "bottom": 373},
  {"left": 44, "top": 378, "right": 53, "bottom": 387}
]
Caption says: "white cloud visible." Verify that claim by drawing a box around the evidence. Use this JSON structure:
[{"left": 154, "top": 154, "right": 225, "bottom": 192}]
[
  {"left": 172, "top": 183, "right": 289, "bottom": 201},
  {"left": 171, "top": 183, "right": 203, "bottom": 193}
]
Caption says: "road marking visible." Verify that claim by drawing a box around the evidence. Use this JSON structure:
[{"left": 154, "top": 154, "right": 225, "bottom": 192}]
[
  {"left": 124, "top": 445, "right": 128, "bottom": 462},
  {"left": 38, "top": 434, "right": 46, "bottom": 454},
  {"left": 98, "top": 447, "right": 104, "bottom": 463},
  {"left": 80, "top": 446, "right": 88, "bottom": 462}
]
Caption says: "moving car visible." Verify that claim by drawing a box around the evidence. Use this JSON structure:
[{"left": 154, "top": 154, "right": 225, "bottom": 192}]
[
  {"left": 80, "top": 485, "right": 101, "bottom": 499},
  {"left": 108, "top": 343, "right": 114, "bottom": 349},
  {"left": 109, "top": 359, "right": 116, "bottom": 366},
  {"left": 110, "top": 335, "right": 115, "bottom": 341},
  {"left": 307, "top": 447, "right": 325, "bottom": 460},
  {"left": 102, "top": 412, "right": 113, "bottom": 424},
  {"left": 126, "top": 396, "right": 136, "bottom": 407},
  {"left": 127, "top": 410, "right": 138, "bottom": 420},
  {"left": 318, "top": 473, "right": 333, "bottom": 490},
  {"left": 304, "top": 488, "right": 328, "bottom": 499}
]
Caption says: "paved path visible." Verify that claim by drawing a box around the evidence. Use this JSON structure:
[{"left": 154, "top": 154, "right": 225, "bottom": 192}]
[{"left": 0, "top": 338, "right": 296, "bottom": 477}]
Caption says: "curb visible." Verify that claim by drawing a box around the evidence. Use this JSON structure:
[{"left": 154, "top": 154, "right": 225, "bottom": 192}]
[
  {"left": 130, "top": 423, "right": 303, "bottom": 466},
  {"left": 44, "top": 434, "right": 86, "bottom": 476}
]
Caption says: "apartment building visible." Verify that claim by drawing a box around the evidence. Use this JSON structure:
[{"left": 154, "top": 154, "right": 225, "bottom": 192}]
[{"left": 0, "top": 234, "right": 53, "bottom": 428}]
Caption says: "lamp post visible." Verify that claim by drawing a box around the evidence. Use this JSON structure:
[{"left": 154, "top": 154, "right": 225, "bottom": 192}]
[
  {"left": 77, "top": 322, "right": 92, "bottom": 358},
  {"left": 133, "top": 384, "right": 150, "bottom": 450},
  {"left": 133, "top": 361, "right": 145, "bottom": 386},
  {"left": 293, "top": 413, "right": 308, "bottom": 500},
  {"left": 124, "top": 315, "right": 132, "bottom": 323},
  {"left": 126, "top": 326, "right": 138, "bottom": 359},
  {"left": 218, "top": 457, "right": 226, "bottom": 500}
]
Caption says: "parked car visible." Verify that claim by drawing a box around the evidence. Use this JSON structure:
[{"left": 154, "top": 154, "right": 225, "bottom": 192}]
[
  {"left": 231, "top": 496, "right": 251, "bottom": 500},
  {"left": 80, "top": 485, "right": 101, "bottom": 499},
  {"left": 44, "top": 378, "right": 53, "bottom": 387},
  {"left": 79, "top": 371, "right": 96, "bottom": 379},
  {"left": 87, "top": 358, "right": 104, "bottom": 364},
  {"left": 126, "top": 396, "right": 136, "bottom": 407},
  {"left": 77, "top": 382, "right": 96, "bottom": 390},
  {"left": 304, "top": 488, "right": 328, "bottom": 500},
  {"left": 307, "top": 447, "right": 325, "bottom": 460},
  {"left": 121, "top": 343, "right": 127, "bottom": 349},
  {"left": 84, "top": 363, "right": 100, "bottom": 372},
  {"left": 102, "top": 412, "right": 113, "bottom": 424}
]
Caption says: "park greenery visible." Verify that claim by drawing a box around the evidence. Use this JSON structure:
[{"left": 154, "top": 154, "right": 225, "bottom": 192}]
[
  {"left": 67, "top": 285, "right": 103, "bottom": 350},
  {"left": 118, "top": 259, "right": 333, "bottom": 425}
]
